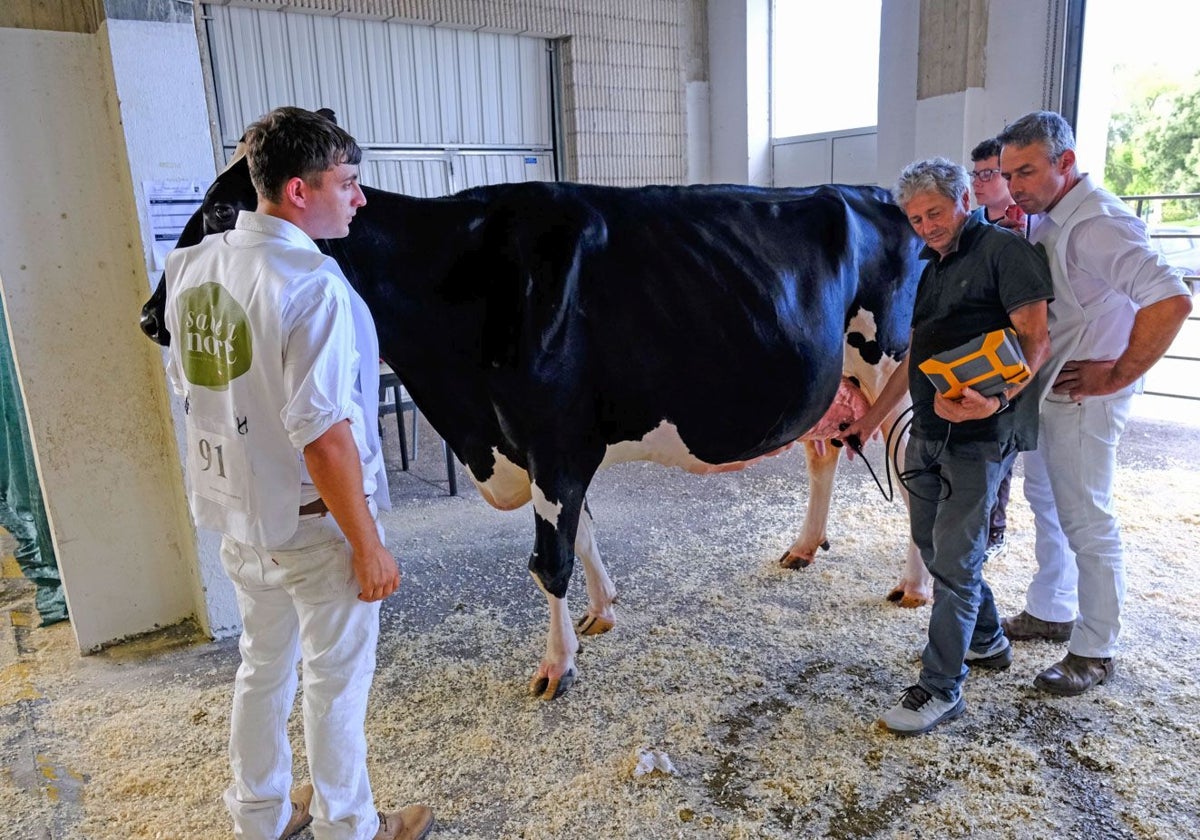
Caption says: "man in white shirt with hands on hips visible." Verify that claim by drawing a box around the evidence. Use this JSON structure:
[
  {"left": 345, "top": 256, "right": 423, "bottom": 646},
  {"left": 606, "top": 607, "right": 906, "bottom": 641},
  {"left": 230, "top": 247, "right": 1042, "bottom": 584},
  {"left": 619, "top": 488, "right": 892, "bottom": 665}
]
[
  {"left": 165, "top": 107, "right": 434, "bottom": 840},
  {"left": 997, "top": 110, "right": 1193, "bottom": 697}
]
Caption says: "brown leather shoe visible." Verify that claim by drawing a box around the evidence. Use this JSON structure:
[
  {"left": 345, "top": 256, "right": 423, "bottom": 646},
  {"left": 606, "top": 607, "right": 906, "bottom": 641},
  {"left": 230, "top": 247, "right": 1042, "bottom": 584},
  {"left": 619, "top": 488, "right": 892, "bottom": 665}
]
[
  {"left": 375, "top": 804, "right": 434, "bottom": 840},
  {"left": 279, "top": 783, "right": 313, "bottom": 840},
  {"left": 1001, "top": 610, "right": 1074, "bottom": 642},
  {"left": 1034, "top": 652, "right": 1115, "bottom": 696}
]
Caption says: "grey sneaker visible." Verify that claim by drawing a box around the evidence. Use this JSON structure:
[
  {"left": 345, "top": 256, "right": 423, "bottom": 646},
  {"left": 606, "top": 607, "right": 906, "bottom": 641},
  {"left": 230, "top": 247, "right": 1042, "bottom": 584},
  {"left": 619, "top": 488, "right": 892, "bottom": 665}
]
[
  {"left": 1002, "top": 610, "right": 1074, "bottom": 642},
  {"left": 965, "top": 636, "right": 1013, "bottom": 670},
  {"left": 983, "top": 532, "right": 1008, "bottom": 561},
  {"left": 878, "top": 685, "right": 966, "bottom": 736}
]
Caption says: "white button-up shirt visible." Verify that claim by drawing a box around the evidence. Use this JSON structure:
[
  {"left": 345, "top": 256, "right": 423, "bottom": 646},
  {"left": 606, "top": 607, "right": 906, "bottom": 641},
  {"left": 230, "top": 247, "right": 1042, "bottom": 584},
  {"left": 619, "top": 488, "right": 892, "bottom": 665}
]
[
  {"left": 1028, "top": 174, "right": 1189, "bottom": 401},
  {"left": 166, "top": 211, "right": 388, "bottom": 546}
]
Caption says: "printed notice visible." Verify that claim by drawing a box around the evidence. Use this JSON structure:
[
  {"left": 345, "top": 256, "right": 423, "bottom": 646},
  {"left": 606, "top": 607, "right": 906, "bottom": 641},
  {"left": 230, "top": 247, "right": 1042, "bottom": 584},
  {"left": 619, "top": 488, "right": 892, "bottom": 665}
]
[{"left": 145, "top": 179, "right": 209, "bottom": 270}]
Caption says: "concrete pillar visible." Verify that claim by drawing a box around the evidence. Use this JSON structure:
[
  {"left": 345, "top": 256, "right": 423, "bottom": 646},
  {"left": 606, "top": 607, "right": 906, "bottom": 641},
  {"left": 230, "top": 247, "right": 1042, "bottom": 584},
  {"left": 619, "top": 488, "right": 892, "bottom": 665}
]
[
  {"left": 0, "top": 23, "right": 207, "bottom": 650},
  {"left": 878, "top": 0, "right": 1067, "bottom": 184},
  {"left": 707, "top": 0, "right": 770, "bottom": 185}
]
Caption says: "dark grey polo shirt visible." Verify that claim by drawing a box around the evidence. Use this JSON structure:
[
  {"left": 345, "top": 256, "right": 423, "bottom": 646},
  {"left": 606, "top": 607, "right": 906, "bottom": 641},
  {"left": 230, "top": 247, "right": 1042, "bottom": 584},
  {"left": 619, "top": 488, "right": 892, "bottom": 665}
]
[{"left": 909, "top": 208, "right": 1054, "bottom": 449}]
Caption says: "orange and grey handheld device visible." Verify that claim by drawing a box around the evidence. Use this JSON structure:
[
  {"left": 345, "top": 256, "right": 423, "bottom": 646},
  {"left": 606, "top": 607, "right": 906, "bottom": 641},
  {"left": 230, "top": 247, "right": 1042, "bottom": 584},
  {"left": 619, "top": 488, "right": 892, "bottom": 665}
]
[{"left": 917, "top": 328, "right": 1030, "bottom": 399}]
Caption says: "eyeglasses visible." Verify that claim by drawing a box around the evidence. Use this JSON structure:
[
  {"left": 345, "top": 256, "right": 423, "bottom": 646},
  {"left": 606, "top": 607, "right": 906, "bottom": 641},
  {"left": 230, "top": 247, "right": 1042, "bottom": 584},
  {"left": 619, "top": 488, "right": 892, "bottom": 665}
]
[{"left": 971, "top": 168, "right": 1002, "bottom": 182}]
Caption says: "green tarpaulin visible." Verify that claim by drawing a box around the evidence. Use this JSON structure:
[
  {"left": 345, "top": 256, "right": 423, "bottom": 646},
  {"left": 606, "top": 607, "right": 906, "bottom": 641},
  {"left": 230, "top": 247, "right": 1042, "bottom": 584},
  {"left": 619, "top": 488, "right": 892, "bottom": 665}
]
[{"left": 0, "top": 301, "right": 66, "bottom": 625}]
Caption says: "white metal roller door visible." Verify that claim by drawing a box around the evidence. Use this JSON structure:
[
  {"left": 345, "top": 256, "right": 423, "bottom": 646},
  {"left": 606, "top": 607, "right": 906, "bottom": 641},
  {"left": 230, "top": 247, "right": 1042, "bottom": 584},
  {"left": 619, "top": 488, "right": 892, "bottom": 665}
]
[{"left": 202, "top": 4, "right": 556, "bottom": 197}]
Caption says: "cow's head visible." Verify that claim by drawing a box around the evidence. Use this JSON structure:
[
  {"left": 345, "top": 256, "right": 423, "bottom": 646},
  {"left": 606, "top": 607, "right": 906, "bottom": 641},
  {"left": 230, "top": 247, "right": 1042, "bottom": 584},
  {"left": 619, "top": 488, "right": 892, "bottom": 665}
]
[{"left": 138, "top": 154, "right": 256, "bottom": 346}]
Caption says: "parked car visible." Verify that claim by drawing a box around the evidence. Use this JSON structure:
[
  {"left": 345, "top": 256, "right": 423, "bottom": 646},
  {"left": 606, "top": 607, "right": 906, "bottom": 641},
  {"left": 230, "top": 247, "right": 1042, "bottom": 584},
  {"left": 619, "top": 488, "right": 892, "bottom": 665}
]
[{"left": 1149, "top": 226, "right": 1200, "bottom": 276}]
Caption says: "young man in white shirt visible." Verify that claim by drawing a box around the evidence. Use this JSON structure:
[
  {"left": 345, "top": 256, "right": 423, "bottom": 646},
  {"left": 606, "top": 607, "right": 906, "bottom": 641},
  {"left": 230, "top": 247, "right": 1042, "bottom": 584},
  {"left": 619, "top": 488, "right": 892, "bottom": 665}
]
[
  {"left": 165, "top": 107, "right": 434, "bottom": 840},
  {"left": 998, "top": 110, "right": 1193, "bottom": 696}
]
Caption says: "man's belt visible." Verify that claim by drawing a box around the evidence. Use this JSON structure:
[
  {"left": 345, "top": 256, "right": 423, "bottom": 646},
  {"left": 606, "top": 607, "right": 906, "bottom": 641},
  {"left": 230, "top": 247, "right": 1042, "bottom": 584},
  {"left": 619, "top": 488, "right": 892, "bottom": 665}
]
[
  {"left": 299, "top": 495, "right": 369, "bottom": 516},
  {"left": 299, "top": 498, "right": 329, "bottom": 516}
]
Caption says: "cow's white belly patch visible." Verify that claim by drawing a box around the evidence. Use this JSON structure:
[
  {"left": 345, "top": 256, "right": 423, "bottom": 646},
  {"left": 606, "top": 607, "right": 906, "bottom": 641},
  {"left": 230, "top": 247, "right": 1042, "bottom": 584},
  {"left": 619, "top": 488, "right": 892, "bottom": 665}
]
[
  {"left": 600, "top": 419, "right": 793, "bottom": 474},
  {"left": 468, "top": 421, "right": 800, "bottom": 513},
  {"left": 468, "top": 447, "right": 532, "bottom": 511}
]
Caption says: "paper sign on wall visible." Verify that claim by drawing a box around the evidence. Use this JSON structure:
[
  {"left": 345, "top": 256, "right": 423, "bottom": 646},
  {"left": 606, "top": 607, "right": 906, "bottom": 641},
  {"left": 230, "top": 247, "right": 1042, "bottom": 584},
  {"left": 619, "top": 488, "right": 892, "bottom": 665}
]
[{"left": 145, "top": 180, "right": 210, "bottom": 271}]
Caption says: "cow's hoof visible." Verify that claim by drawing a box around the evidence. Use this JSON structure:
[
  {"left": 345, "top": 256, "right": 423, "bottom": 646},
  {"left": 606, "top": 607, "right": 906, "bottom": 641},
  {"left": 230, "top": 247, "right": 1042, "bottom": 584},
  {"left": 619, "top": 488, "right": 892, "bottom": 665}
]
[
  {"left": 576, "top": 613, "right": 614, "bottom": 636},
  {"left": 530, "top": 666, "right": 577, "bottom": 700},
  {"left": 886, "top": 586, "right": 930, "bottom": 609},
  {"left": 778, "top": 551, "right": 814, "bottom": 569}
]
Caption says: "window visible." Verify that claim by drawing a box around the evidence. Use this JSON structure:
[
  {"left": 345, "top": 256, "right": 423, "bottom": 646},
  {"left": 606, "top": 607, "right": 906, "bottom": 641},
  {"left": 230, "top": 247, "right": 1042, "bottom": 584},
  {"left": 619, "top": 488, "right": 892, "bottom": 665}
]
[{"left": 770, "top": 1, "right": 881, "bottom": 138}]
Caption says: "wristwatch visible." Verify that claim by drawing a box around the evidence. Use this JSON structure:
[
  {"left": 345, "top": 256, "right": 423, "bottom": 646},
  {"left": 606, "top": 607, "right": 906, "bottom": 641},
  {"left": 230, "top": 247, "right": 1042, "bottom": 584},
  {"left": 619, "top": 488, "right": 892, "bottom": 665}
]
[{"left": 993, "top": 392, "right": 1011, "bottom": 415}]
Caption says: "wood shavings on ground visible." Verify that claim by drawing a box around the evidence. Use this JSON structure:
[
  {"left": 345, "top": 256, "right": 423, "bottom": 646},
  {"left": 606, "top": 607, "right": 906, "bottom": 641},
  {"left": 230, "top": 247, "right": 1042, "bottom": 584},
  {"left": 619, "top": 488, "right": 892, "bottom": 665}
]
[{"left": 1, "top": 411, "right": 1198, "bottom": 838}]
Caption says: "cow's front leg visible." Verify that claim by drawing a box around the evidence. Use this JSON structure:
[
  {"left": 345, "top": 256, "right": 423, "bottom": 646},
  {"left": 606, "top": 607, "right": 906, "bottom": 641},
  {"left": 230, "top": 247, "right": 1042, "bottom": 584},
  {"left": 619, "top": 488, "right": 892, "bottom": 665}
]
[
  {"left": 779, "top": 440, "right": 838, "bottom": 568},
  {"left": 529, "top": 572, "right": 579, "bottom": 700},
  {"left": 574, "top": 500, "right": 616, "bottom": 636},
  {"left": 527, "top": 473, "right": 588, "bottom": 700}
]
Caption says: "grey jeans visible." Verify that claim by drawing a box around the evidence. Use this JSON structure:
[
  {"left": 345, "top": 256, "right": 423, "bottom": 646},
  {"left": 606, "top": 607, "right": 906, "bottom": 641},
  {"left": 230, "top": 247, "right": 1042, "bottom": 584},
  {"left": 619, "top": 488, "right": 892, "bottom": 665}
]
[{"left": 906, "top": 435, "right": 1017, "bottom": 702}]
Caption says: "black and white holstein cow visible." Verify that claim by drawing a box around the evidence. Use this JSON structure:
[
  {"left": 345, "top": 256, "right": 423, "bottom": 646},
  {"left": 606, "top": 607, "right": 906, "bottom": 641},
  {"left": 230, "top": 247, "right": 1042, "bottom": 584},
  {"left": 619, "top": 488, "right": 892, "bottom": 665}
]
[{"left": 141, "top": 151, "right": 931, "bottom": 699}]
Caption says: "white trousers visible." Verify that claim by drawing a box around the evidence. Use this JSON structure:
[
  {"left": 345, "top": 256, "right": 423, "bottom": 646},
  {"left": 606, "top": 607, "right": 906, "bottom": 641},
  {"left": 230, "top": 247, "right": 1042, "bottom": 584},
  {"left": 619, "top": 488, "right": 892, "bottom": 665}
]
[
  {"left": 1021, "top": 391, "right": 1133, "bottom": 657},
  {"left": 220, "top": 513, "right": 382, "bottom": 840}
]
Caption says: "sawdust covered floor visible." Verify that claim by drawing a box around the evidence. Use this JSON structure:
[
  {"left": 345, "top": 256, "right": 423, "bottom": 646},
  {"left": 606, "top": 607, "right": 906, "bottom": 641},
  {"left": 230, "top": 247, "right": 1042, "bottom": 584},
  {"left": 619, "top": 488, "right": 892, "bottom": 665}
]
[{"left": 2, "top": 402, "right": 1199, "bottom": 839}]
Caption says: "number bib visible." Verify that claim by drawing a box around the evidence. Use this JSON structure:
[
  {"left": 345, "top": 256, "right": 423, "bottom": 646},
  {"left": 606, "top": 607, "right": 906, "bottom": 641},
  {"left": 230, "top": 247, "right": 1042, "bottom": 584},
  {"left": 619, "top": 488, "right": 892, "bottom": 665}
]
[{"left": 185, "top": 418, "right": 251, "bottom": 509}]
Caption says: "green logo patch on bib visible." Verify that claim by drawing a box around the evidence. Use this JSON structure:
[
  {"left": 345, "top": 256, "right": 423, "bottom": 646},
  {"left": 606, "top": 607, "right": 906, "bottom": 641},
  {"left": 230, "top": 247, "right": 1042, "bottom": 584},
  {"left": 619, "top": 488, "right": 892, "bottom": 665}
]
[{"left": 178, "top": 282, "right": 252, "bottom": 389}]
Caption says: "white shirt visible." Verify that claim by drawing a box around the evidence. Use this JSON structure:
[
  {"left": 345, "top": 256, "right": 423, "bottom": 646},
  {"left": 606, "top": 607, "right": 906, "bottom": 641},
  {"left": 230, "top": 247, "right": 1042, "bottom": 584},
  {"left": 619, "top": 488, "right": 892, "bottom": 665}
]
[
  {"left": 1028, "top": 174, "right": 1189, "bottom": 401},
  {"left": 166, "top": 211, "right": 388, "bottom": 547}
]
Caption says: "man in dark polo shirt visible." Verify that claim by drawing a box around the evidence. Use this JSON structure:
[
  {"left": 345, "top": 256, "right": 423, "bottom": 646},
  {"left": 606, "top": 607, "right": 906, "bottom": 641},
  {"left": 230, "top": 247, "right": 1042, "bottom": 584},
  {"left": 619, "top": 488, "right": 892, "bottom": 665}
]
[{"left": 838, "top": 157, "right": 1052, "bottom": 736}]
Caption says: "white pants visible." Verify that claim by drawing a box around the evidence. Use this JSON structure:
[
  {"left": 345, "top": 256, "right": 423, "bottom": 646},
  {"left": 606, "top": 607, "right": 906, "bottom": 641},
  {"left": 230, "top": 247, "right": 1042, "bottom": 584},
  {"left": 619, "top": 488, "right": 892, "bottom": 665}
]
[
  {"left": 220, "top": 513, "right": 382, "bottom": 840},
  {"left": 1021, "top": 391, "right": 1133, "bottom": 657}
]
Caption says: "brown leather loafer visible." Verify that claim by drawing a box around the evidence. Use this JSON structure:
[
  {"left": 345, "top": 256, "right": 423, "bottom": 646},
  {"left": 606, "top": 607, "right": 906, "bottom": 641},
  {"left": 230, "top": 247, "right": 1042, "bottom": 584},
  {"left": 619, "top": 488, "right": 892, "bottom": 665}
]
[
  {"left": 1001, "top": 610, "right": 1074, "bottom": 642},
  {"left": 375, "top": 804, "right": 434, "bottom": 840},
  {"left": 280, "top": 783, "right": 313, "bottom": 840},
  {"left": 1034, "top": 652, "right": 1115, "bottom": 696}
]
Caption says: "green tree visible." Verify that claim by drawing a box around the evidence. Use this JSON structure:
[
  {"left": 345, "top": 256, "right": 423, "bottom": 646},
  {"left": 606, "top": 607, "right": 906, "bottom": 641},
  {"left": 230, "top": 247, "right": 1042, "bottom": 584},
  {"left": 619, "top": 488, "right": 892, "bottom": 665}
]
[{"left": 1105, "top": 68, "right": 1200, "bottom": 221}]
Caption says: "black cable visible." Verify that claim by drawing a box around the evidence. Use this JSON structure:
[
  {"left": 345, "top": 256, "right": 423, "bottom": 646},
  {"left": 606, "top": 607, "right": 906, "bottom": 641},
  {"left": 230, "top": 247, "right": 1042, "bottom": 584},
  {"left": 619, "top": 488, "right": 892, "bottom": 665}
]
[{"left": 835, "top": 405, "right": 952, "bottom": 504}]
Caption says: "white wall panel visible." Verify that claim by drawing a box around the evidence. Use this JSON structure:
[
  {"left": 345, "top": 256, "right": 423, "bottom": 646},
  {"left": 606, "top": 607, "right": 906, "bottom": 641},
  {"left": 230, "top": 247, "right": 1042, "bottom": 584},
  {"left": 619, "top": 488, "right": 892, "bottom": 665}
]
[
  {"left": 360, "top": 158, "right": 452, "bottom": 197},
  {"left": 831, "top": 133, "right": 878, "bottom": 185},
  {"left": 459, "top": 154, "right": 555, "bottom": 189},
  {"left": 772, "top": 129, "right": 879, "bottom": 187},
  {"left": 410, "top": 26, "right": 441, "bottom": 145},
  {"left": 477, "top": 33, "right": 503, "bottom": 143},
  {"left": 207, "top": 0, "right": 692, "bottom": 186},
  {"left": 284, "top": 13, "right": 323, "bottom": 126},
  {"left": 434, "top": 27, "right": 462, "bottom": 143},
  {"left": 204, "top": 4, "right": 555, "bottom": 196},
  {"left": 772, "top": 138, "right": 833, "bottom": 188}
]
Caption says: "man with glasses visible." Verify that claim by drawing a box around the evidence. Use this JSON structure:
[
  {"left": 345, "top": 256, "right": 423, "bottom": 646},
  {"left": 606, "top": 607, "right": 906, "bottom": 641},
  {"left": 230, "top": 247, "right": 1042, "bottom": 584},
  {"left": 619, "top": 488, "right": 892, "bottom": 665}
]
[
  {"left": 969, "top": 137, "right": 1025, "bottom": 562},
  {"left": 971, "top": 137, "right": 1025, "bottom": 232}
]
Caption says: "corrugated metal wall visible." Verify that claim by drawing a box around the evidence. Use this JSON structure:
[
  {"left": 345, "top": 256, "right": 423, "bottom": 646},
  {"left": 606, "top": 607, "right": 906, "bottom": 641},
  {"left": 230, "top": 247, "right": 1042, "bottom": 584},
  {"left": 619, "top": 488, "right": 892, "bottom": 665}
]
[
  {"left": 200, "top": 0, "right": 689, "bottom": 186},
  {"left": 205, "top": 6, "right": 555, "bottom": 196}
]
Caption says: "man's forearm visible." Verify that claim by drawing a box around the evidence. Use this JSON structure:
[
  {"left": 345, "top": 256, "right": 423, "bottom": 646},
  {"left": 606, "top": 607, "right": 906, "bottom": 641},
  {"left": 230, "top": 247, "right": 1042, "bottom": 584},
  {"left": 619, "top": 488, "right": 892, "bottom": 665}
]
[
  {"left": 303, "top": 419, "right": 380, "bottom": 553},
  {"left": 1110, "top": 294, "right": 1193, "bottom": 390},
  {"left": 1008, "top": 300, "right": 1051, "bottom": 400},
  {"left": 859, "top": 357, "right": 911, "bottom": 435}
]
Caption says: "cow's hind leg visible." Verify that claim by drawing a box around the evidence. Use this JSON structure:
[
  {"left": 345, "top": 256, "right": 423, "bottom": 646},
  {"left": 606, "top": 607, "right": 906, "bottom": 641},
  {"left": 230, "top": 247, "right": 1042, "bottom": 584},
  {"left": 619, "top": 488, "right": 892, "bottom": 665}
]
[
  {"left": 574, "top": 500, "right": 617, "bottom": 636},
  {"left": 779, "top": 440, "right": 839, "bottom": 569}
]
